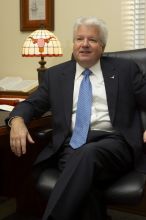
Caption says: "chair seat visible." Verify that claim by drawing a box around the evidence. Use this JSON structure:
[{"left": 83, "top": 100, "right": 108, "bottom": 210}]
[
  {"left": 105, "top": 171, "right": 146, "bottom": 205},
  {"left": 36, "top": 168, "right": 146, "bottom": 205}
]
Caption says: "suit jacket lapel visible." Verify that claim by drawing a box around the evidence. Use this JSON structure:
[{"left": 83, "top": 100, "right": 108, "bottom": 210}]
[
  {"left": 60, "top": 61, "right": 76, "bottom": 129},
  {"left": 100, "top": 57, "right": 119, "bottom": 123}
]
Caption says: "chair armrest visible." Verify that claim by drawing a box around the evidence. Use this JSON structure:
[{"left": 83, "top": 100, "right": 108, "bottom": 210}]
[{"left": 35, "top": 128, "right": 53, "bottom": 140}]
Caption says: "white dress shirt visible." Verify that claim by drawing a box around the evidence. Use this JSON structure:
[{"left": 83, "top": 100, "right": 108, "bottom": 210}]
[{"left": 71, "top": 61, "right": 114, "bottom": 132}]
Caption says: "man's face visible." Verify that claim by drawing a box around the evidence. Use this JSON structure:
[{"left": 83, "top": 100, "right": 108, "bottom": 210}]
[{"left": 73, "top": 25, "right": 104, "bottom": 68}]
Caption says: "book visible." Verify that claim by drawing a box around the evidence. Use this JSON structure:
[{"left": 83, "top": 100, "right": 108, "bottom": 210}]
[
  {"left": 0, "top": 76, "right": 38, "bottom": 93},
  {"left": 0, "top": 97, "right": 25, "bottom": 111},
  {"left": 0, "top": 104, "right": 14, "bottom": 111}
]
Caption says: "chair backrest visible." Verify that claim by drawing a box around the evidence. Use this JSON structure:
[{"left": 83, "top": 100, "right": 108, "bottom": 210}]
[{"left": 103, "top": 48, "right": 146, "bottom": 75}]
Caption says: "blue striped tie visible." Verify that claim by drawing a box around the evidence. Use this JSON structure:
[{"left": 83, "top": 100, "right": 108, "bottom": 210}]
[{"left": 70, "top": 69, "right": 92, "bottom": 149}]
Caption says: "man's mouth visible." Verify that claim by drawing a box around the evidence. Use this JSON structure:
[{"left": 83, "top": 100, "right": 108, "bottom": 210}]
[{"left": 80, "top": 51, "right": 91, "bottom": 54}]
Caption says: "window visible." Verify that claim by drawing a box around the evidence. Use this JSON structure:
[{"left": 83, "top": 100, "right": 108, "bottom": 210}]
[{"left": 122, "top": 0, "right": 146, "bottom": 49}]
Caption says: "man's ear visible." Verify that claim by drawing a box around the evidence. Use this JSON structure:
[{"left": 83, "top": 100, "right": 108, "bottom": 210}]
[
  {"left": 71, "top": 53, "right": 75, "bottom": 60},
  {"left": 102, "top": 45, "right": 105, "bottom": 53}
]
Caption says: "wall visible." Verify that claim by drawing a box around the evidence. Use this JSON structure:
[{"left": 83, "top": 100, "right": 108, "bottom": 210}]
[{"left": 0, "top": 0, "right": 124, "bottom": 80}]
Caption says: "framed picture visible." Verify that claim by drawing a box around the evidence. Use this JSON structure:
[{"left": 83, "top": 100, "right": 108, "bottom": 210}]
[{"left": 20, "top": 0, "right": 54, "bottom": 31}]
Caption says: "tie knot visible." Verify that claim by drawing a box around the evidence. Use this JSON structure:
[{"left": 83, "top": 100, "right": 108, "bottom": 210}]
[{"left": 83, "top": 69, "right": 91, "bottom": 77}]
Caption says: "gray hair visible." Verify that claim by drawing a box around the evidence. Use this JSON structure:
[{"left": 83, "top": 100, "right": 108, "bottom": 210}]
[{"left": 73, "top": 16, "right": 108, "bottom": 47}]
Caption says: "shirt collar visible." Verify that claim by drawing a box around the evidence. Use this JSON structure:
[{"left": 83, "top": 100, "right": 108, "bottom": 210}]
[
  {"left": 75, "top": 64, "right": 84, "bottom": 80},
  {"left": 75, "top": 60, "right": 102, "bottom": 80}
]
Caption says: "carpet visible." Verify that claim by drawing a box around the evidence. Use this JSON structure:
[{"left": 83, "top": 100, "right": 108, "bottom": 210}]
[
  {"left": 0, "top": 196, "right": 40, "bottom": 220},
  {"left": 108, "top": 209, "right": 146, "bottom": 220},
  {"left": 2, "top": 210, "right": 146, "bottom": 220},
  {"left": 0, "top": 197, "right": 16, "bottom": 220},
  {"left": 2, "top": 213, "right": 40, "bottom": 220},
  {"left": 0, "top": 197, "right": 146, "bottom": 220}
]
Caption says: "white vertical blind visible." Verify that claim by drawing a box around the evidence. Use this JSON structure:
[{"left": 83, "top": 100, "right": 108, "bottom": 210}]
[{"left": 122, "top": 0, "right": 146, "bottom": 49}]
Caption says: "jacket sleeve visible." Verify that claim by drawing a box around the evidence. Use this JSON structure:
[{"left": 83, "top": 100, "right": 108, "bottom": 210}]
[{"left": 6, "top": 70, "right": 51, "bottom": 125}]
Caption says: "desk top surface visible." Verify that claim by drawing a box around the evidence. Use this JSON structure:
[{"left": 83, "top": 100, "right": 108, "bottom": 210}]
[{"left": 0, "top": 111, "right": 9, "bottom": 127}]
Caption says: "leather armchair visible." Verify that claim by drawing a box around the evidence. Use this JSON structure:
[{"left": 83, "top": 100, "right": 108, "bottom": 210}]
[{"left": 34, "top": 49, "right": 146, "bottom": 216}]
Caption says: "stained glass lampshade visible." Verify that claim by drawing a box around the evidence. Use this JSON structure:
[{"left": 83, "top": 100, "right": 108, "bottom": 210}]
[{"left": 22, "top": 29, "right": 63, "bottom": 83}]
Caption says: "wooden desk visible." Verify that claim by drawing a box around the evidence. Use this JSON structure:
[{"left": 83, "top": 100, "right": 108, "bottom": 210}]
[{"left": 0, "top": 111, "right": 10, "bottom": 135}]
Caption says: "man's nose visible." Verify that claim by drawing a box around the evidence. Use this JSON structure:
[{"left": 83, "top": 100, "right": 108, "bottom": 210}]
[{"left": 82, "top": 39, "right": 89, "bottom": 46}]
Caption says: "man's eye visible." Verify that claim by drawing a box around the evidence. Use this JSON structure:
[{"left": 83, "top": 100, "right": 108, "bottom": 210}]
[
  {"left": 76, "top": 38, "right": 83, "bottom": 41},
  {"left": 89, "top": 39, "right": 98, "bottom": 43}
]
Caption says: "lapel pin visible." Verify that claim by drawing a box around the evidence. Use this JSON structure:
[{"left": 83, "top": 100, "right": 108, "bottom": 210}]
[{"left": 110, "top": 75, "right": 115, "bottom": 79}]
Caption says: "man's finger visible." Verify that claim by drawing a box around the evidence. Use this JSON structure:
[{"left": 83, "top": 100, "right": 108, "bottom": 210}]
[{"left": 27, "top": 133, "right": 35, "bottom": 144}]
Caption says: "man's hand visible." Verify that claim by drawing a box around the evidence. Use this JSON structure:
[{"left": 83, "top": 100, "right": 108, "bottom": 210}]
[
  {"left": 143, "top": 130, "right": 146, "bottom": 143},
  {"left": 10, "top": 117, "right": 35, "bottom": 157}
]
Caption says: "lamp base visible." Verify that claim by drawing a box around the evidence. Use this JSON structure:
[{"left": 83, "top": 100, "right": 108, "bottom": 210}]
[{"left": 37, "top": 57, "right": 47, "bottom": 84}]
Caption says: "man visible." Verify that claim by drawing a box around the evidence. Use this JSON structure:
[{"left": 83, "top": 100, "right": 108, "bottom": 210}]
[{"left": 8, "top": 16, "right": 146, "bottom": 220}]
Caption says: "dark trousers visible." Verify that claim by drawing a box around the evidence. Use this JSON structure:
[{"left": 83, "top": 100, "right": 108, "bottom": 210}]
[{"left": 41, "top": 131, "right": 133, "bottom": 220}]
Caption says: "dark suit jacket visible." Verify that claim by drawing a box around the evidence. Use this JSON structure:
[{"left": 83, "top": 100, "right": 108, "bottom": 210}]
[{"left": 8, "top": 56, "right": 146, "bottom": 164}]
